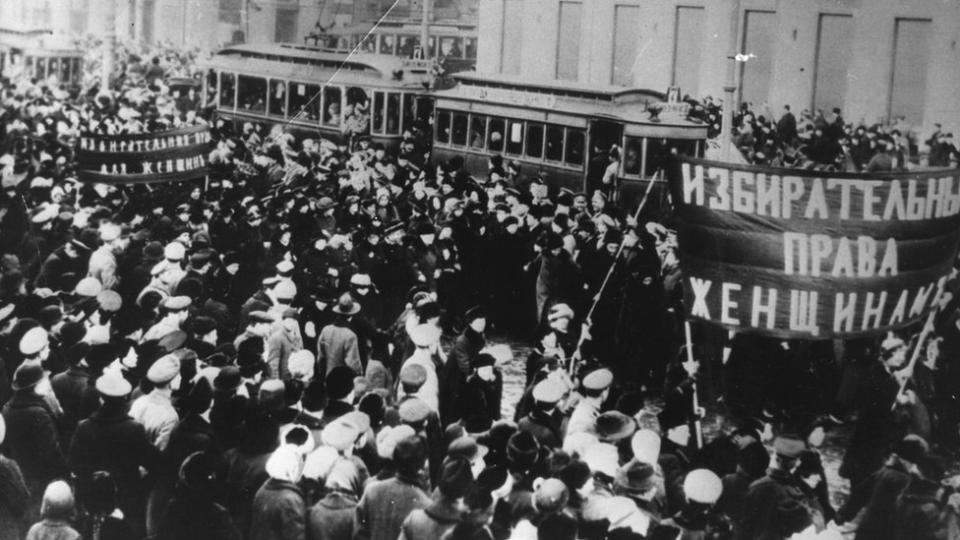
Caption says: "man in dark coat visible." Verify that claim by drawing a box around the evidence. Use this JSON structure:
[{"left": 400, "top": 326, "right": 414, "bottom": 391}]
[
  {"left": 49, "top": 342, "right": 99, "bottom": 448},
  {"left": 69, "top": 370, "right": 160, "bottom": 535},
  {"left": 777, "top": 105, "right": 798, "bottom": 145},
  {"left": 249, "top": 445, "right": 307, "bottom": 540},
  {"left": 353, "top": 435, "right": 431, "bottom": 540},
  {"left": 400, "top": 457, "right": 473, "bottom": 540},
  {"left": 2, "top": 361, "right": 68, "bottom": 508},
  {"left": 836, "top": 436, "right": 928, "bottom": 540},
  {"left": 737, "top": 435, "right": 807, "bottom": 540},
  {"left": 891, "top": 458, "right": 956, "bottom": 540},
  {"left": 0, "top": 414, "right": 32, "bottom": 540},
  {"left": 517, "top": 379, "right": 565, "bottom": 450},
  {"left": 155, "top": 451, "right": 241, "bottom": 540},
  {"left": 439, "top": 306, "right": 486, "bottom": 426},
  {"left": 458, "top": 353, "right": 503, "bottom": 428}
]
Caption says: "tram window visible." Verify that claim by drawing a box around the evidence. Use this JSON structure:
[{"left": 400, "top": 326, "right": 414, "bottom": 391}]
[
  {"left": 380, "top": 34, "right": 396, "bottom": 55},
  {"left": 48, "top": 59, "right": 60, "bottom": 82},
  {"left": 360, "top": 34, "right": 376, "bottom": 53},
  {"left": 323, "top": 86, "right": 342, "bottom": 126},
  {"left": 373, "top": 92, "right": 385, "bottom": 133},
  {"left": 675, "top": 140, "right": 698, "bottom": 158},
  {"left": 238, "top": 75, "right": 267, "bottom": 112},
  {"left": 440, "top": 37, "right": 455, "bottom": 57},
  {"left": 60, "top": 59, "right": 70, "bottom": 84},
  {"left": 545, "top": 125, "right": 564, "bottom": 162},
  {"left": 525, "top": 123, "right": 544, "bottom": 159},
  {"left": 402, "top": 94, "right": 416, "bottom": 133},
  {"left": 345, "top": 87, "right": 370, "bottom": 133},
  {"left": 386, "top": 93, "right": 401, "bottom": 135},
  {"left": 268, "top": 80, "right": 287, "bottom": 117},
  {"left": 465, "top": 38, "right": 477, "bottom": 59},
  {"left": 469, "top": 115, "right": 486, "bottom": 149},
  {"left": 449, "top": 38, "right": 464, "bottom": 59},
  {"left": 452, "top": 114, "right": 468, "bottom": 146},
  {"left": 398, "top": 36, "right": 417, "bottom": 57},
  {"left": 437, "top": 111, "right": 451, "bottom": 144},
  {"left": 428, "top": 37, "right": 437, "bottom": 57},
  {"left": 565, "top": 129, "right": 585, "bottom": 166},
  {"left": 623, "top": 137, "right": 642, "bottom": 176},
  {"left": 289, "top": 82, "right": 320, "bottom": 121},
  {"left": 488, "top": 117, "right": 505, "bottom": 152},
  {"left": 35, "top": 57, "right": 46, "bottom": 80},
  {"left": 219, "top": 73, "right": 236, "bottom": 108},
  {"left": 644, "top": 138, "right": 671, "bottom": 177},
  {"left": 506, "top": 120, "right": 524, "bottom": 155}
]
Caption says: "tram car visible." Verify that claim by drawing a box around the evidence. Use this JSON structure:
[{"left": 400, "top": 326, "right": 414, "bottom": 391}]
[
  {"left": 310, "top": 21, "right": 477, "bottom": 74},
  {"left": 203, "top": 43, "right": 707, "bottom": 206},
  {"left": 203, "top": 43, "right": 434, "bottom": 147},
  {"left": 430, "top": 72, "right": 707, "bottom": 204},
  {"left": 0, "top": 27, "right": 84, "bottom": 87}
]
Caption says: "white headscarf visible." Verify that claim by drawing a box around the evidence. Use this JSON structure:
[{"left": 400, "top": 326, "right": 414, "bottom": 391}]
[{"left": 265, "top": 444, "right": 305, "bottom": 483}]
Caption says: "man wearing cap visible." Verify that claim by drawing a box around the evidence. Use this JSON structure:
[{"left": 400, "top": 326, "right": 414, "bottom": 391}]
[
  {"left": 659, "top": 468, "right": 730, "bottom": 539},
  {"left": 266, "top": 305, "right": 304, "bottom": 380},
  {"left": 2, "top": 361, "right": 68, "bottom": 509},
  {"left": 400, "top": 456, "right": 474, "bottom": 540},
  {"left": 400, "top": 323, "right": 443, "bottom": 413},
  {"left": 142, "top": 296, "right": 192, "bottom": 343},
  {"left": 88, "top": 223, "right": 124, "bottom": 290},
  {"left": 458, "top": 353, "right": 503, "bottom": 430},
  {"left": 439, "top": 306, "right": 487, "bottom": 427},
  {"left": 129, "top": 354, "right": 182, "bottom": 451},
  {"left": 739, "top": 435, "right": 807, "bottom": 540},
  {"left": 354, "top": 435, "right": 431, "bottom": 540},
  {"left": 318, "top": 293, "right": 362, "bottom": 377},
  {"left": 566, "top": 367, "right": 613, "bottom": 438},
  {"left": 518, "top": 379, "right": 566, "bottom": 449}
]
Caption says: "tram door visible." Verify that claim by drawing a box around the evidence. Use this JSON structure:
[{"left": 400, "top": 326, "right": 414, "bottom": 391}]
[
  {"left": 586, "top": 119, "right": 623, "bottom": 195},
  {"left": 415, "top": 96, "right": 435, "bottom": 151}
]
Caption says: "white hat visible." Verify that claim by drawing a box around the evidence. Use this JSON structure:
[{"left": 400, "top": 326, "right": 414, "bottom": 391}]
[
  {"left": 19, "top": 326, "right": 49, "bottom": 356},
  {"left": 99, "top": 223, "right": 121, "bottom": 243},
  {"left": 683, "top": 469, "right": 723, "bottom": 504},
  {"left": 376, "top": 425, "right": 416, "bottom": 460},
  {"left": 408, "top": 323, "right": 441, "bottom": 348},
  {"left": 95, "top": 369, "right": 132, "bottom": 397},
  {"left": 164, "top": 242, "right": 186, "bottom": 261},
  {"left": 631, "top": 429, "right": 661, "bottom": 465},
  {"left": 581, "top": 442, "right": 619, "bottom": 478},
  {"left": 265, "top": 444, "right": 305, "bottom": 483},
  {"left": 321, "top": 418, "right": 361, "bottom": 452},
  {"left": 273, "top": 279, "right": 297, "bottom": 300},
  {"left": 147, "top": 354, "right": 181, "bottom": 384},
  {"left": 74, "top": 277, "right": 103, "bottom": 297},
  {"left": 303, "top": 445, "right": 339, "bottom": 481}
]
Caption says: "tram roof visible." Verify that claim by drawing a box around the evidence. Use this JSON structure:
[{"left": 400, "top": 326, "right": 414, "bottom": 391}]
[
  {"left": 437, "top": 72, "right": 708, "bottom": 133},
  {"left": 208, "top": 44, "right": 428, "bottom": 87},
  {"left": 325, "top": 23, "right": 478, "bottom": 36},
  {"left": 0, "top": 26, "right": 82, "bottom": 55}
]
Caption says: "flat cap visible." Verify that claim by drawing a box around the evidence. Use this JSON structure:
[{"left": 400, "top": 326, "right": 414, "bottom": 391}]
[
  {"left": 75, "top": 277, "right": 103, "bottom": 297},
  {"left": 582, "top": 368, "right": 613, "bottom": 391},
  {"left": 399, "top": 363, "right": 428, "bottom": 388},
  {"left": 19, "top": 326, "right": 49, "bottom": 356},
  {"left": 322, "top": 418, "right": 361, "bottom": 451},
  {"left": 162, "top": 295, "right": 192, "bottom": 311},
  {"left": 377, "top": 425, "right": 417, "bottom": 459},
  {"left": 532, "top": 378, "right": 565, "bottom": 404},
  {"left": 95, "top": 369, "right": 132, "bottom": 397},
  {"left": 147, "top": 354, "right": 181, "bottom": 384},
  {"left": 399, "top": 398, "right": 431, "bottom": 425},
  {"left": 164, "top": 241, "right": 186, "bottom": 261},
  {"left": 773, "top": 435, "right": 806, "bottom": 459},
  {"left": 96, "top": 290, "right": 122, "bottom": 312},
  {"left": 683, "top": 469, "right": 723, "bottom": 504}
]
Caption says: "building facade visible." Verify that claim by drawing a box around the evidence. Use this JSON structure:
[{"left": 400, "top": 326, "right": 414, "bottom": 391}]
[{"left": 478, "top": 0, "right": 960, "bottom": 134}]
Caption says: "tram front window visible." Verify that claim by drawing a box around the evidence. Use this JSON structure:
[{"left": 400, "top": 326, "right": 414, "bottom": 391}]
[
  {"left": 452, "top": 114, "right": 468, "bottom": 146},
  {"left": 565, "top": 129, "right": 585, "bottom": 167},
  {"left": 386, "top": 93, "right": 401, "bottom": 135},
  {"left": 545, "top": 125, "right": 563, "bottom": 162},
  {"left": 237, "top": 75, "right": 267, "bottom": 112},
  {"left": 624, "top": 137, "right": 642, "bottom": 176},
  {"left": 219, "top": 73, "right": 236, "bottom": 108},
  {"left": 380, "top": 35, "right": 395, "bottom": 55},
  {"left": 469, "top": 115, "right": 486, "bottom": 149}
]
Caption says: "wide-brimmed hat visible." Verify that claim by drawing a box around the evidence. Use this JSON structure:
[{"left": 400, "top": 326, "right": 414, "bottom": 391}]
[{"left": 333, "top": 293, "right": 360, "bottom": 315}]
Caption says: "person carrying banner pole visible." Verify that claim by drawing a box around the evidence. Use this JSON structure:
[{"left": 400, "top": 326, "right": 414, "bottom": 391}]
[
  {"left": 684, "top": 320, "right": 705, "bottom": 449},
  {"left": 567, "top": 174, "right": 659, "bottom": 379},
  {"left": 890, "top": 309, "right": 939, "bottom": 411}
]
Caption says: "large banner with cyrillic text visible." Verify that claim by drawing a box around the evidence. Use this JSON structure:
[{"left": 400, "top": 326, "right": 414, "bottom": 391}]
[
  {"left": 76, "top": 125, "right": 212, "bottom": 184},
  {"left": 668, "top": 157, "right": 960, "bottom": 339}
]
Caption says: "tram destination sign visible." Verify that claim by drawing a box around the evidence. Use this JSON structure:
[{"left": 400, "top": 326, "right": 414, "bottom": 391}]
[
  {"left": 668, "top": 156, "right": 960, "bottom": 339},
  {"left": 76, "top": 125, "right": 213, "bottom": 184}
]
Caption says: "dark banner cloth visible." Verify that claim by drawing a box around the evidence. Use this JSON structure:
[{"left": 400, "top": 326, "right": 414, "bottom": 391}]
[
  {"left": 76, "top": 126, "right": 212, "bottom": 184},
  {"left": 668, "top": 156, "right": 960, "bottom": 339}
]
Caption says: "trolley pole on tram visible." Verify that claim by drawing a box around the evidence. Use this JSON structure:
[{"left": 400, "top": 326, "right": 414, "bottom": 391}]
[
  {"left": 101, "top": 0, "right": 117, "bottom": 92},
  {"left": 420, "top": 0, "right": 431, "bottom": 59},
  {"left": 720, "top": 0, "right": 740, "bottom": 162}
]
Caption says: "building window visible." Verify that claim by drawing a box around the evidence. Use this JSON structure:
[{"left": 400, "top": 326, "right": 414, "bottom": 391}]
[
  {"left": 672, "top": 6, "right": 704, "bottom": 99},
  {"left": 501, "top": 0, "right": 524, "bottom": 75},
  {"left": 889, "top": 18, "right": 932, "bottom": 125},
  {"left": 739, "top": 10, "right": 777, "bottom": 107},
  {"left": 612, "top": 5, "right": 641, "bottom": 86},
  {"left": 556, "top": 1, "right": 581, "bottom": 81},
  {"left": 812, "top": 14, "right": 854, "bottom": 114},
  {"left": 275, "top": 2, "right": 299, "bottom": 43}
]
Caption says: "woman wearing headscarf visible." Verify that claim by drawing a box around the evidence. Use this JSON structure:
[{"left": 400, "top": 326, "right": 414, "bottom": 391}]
[{"left": 250, "top": 444, "right": 307, "bottom": 540}]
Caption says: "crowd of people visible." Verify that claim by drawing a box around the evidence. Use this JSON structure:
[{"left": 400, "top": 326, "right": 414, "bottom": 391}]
[
  {"left": 686, "top": 96, "right": 959, "bottom": 172},
  {"left": 0, "top": 43, "right": 959, "bottom": 540}
]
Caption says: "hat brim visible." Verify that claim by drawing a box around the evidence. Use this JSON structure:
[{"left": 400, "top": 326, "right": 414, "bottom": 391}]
[{"left": 333, "top": 304, "right": 361, "bottom": 315}]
